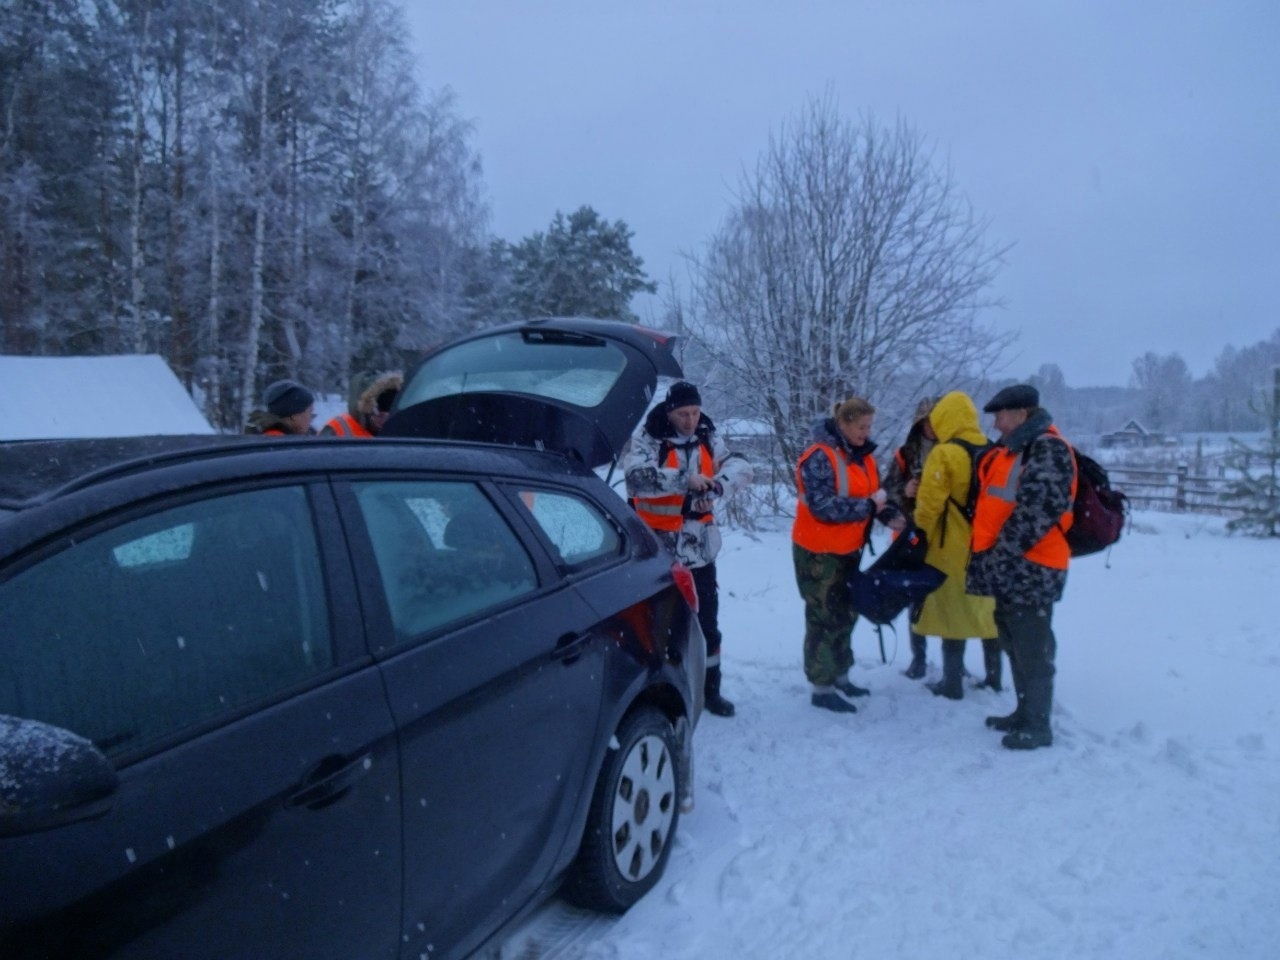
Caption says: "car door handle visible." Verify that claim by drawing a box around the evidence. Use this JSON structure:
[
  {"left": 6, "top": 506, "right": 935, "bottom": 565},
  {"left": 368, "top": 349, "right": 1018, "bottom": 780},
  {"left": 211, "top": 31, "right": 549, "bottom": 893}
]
[
  {"left": 553, "top": 631, "right": 591, "bottom": 664},
  {"left": 286, "top": 753, "right": 373, "bottom": 811}
]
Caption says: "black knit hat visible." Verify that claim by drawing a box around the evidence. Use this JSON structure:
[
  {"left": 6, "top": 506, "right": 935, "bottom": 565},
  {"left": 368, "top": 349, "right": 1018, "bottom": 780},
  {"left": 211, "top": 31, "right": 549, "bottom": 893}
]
[
  {"left": 664, "top": 381, "right": 702, "bottom": 411},
  {"left": 264, "top": 379, "right": 314, "bottom": 418},
  {"left": 982, "top": 384, "right": 1039, "bottom": 413}
]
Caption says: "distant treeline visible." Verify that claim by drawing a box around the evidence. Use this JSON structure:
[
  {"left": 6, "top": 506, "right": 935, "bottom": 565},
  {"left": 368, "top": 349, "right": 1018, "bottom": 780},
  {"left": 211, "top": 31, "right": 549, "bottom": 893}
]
[{"left": 991, "top": 332, "right": 1280, "bottom": 437}]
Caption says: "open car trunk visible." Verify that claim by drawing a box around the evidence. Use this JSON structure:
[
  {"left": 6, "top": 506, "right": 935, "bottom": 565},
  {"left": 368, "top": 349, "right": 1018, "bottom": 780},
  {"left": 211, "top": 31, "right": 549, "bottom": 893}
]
[{"left": 382, "top": 318, "right": 683, "bottom": 469}]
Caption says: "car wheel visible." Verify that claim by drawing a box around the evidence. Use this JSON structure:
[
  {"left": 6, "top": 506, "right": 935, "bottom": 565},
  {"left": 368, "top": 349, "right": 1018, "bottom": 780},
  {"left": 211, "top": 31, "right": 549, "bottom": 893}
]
[{"left": 563, "top": 706, "right": 681, "bottom": 913}]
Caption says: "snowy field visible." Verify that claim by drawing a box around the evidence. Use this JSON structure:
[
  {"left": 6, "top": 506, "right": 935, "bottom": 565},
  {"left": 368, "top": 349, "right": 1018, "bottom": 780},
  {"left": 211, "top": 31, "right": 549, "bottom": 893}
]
[{"left": 496, "top": 510, "right": 1280, "bottom": 960}]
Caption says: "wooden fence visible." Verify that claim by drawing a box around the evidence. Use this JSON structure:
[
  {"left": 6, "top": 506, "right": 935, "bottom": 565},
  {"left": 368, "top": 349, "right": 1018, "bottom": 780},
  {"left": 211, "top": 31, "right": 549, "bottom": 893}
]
[{"left": 1107, "top": 464, "right": 1232, "bottom": 514}]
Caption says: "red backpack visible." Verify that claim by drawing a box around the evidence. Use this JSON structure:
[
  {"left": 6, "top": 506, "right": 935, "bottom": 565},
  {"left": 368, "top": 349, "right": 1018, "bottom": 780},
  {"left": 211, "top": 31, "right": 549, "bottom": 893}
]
[{"left": 1064, "top": 449, "right": 1128, "bottom": 557}]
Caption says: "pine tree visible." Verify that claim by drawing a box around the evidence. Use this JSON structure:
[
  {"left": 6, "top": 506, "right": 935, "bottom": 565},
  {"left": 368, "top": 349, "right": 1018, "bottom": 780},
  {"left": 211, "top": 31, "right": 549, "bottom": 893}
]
[
  {"left": 506, "top": 206, "right": 656, "bottom": 322},
  {"left": 1221, "top": 374, "right": 1280, "bottom": 537}
]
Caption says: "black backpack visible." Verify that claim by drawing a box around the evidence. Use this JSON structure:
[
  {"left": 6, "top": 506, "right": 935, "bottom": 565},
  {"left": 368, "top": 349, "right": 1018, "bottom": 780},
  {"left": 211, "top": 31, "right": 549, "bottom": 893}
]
[
  {"left": 940, "top": 438, "right": 993, "bottom": 546},
  {"left": 1064, "top": 449, "right": 1128, "bottom": 557}
]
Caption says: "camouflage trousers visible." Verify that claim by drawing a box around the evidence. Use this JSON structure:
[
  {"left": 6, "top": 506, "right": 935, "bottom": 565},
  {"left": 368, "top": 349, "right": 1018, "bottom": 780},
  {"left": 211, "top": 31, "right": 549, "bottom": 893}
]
[{"left": 793, "top": 543, "right": 862, "bottom": 686}]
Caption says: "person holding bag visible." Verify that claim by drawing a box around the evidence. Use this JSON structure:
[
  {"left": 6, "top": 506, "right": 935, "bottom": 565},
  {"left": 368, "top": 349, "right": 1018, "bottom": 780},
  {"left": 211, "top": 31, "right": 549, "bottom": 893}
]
[{"left": 792, "top": 397, "right": 904, "bottom": 714}]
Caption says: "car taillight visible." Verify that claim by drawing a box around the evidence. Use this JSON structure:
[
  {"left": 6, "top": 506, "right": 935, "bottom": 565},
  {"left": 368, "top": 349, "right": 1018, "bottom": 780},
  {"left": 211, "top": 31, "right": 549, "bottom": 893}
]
[{"left": 671, "top": 561, "right": 699, "bottom": 612}]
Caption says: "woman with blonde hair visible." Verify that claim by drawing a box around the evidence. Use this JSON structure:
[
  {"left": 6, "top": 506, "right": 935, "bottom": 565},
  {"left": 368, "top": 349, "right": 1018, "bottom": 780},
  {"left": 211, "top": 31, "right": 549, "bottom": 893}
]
[{"left": 792, "top": 397, "right": 904, "bottom": 713}]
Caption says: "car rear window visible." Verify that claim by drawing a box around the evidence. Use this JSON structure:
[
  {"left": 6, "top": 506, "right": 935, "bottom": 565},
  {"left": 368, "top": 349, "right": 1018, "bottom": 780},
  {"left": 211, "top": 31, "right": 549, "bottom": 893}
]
[{"left": 400, "top": 331, "right": 629, "bottom": 409}]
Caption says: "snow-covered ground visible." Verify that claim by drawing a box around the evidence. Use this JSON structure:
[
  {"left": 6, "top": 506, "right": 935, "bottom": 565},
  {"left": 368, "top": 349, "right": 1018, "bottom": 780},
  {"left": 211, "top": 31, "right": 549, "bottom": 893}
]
[{"left": 497, "top": 510, "right": 1280, "bottom": 960}]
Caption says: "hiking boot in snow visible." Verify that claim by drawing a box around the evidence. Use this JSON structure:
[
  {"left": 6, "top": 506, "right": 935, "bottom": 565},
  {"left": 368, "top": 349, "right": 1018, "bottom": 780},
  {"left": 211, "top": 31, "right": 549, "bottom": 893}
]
[
  {"left": 705, "top": 691, "right": 735, "bottom": 717},
  {"left": 1001, "top": 727, "right": 1052, "bottom": 750},
  {"left": 904, "top": 633, "right": 928, "bottom": 679},
  {"left": 985, "top": 711, "right": 1024, "bottom": 732},
  {"left": 972, "top": 638, "right": 1003, "bottom": 691},
  {"left": 927, "top": 680, "right": 964, "bottom": 700},
  {"left": 927, "top": 639, "right": 965, "bottom": 699},
  {"left": 704, "top": 665, "right": 736, "bottom": 718},
  {"left": 811, "top": 685, "right": 859, "bottom": 714},
  {"left": 834, "top": 675, "right": 870, "bottom": 698}
]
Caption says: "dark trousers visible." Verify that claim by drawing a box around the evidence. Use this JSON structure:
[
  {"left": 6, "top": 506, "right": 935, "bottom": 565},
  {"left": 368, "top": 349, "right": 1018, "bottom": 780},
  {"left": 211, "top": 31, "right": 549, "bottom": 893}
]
[
  {"left": 995, "top": 602, "right": 1056, "bottom": 733},
  {"left": 691, "top": 562, "right": 722, "bottom": 667}
]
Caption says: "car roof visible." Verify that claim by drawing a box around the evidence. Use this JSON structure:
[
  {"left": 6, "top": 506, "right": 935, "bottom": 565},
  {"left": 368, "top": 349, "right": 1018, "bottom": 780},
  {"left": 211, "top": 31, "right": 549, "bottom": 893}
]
[{"left": 0, "top": 434, "right": 596, "bottom": 511}]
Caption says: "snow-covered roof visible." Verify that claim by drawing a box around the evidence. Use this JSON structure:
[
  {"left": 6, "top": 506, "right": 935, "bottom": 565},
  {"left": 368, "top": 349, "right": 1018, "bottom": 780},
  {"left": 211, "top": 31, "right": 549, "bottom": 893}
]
[{"left": 0, "top": 354, "right": 213, "bottom": 440}]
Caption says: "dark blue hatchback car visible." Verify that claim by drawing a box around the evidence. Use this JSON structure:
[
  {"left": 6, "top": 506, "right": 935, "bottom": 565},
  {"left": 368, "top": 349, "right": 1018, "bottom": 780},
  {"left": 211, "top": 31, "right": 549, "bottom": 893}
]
[{"left": 0, "top": 321, "right": 705, "bottom": 959}]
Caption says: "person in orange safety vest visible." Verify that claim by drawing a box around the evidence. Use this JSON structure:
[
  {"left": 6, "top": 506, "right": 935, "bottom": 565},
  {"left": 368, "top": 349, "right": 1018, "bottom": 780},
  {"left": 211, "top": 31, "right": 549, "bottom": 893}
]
[
  {"left": 792, "top": 396, "right": 905, "bottom": 715},
  {"left": 321, "top": 371, "right": 403, "bottom": 438},
  {"left": 881, "top": 394, "right": 940, "bottom": 680},
  {"left": 966, "top": 383, "right": 1077, "bottom": 751},
  {"left": 245, "top": 379, "right": 316, "bottom": 436},
  {"left": 623, "top": 381, "right": 753, "bottom": 718}
]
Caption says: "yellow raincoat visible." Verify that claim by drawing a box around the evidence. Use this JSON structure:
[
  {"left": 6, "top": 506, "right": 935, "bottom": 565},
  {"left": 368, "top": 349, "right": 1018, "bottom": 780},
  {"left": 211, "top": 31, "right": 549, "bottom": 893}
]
[{"left": 910, "top": 391, "right": 997, "bottom": 639}]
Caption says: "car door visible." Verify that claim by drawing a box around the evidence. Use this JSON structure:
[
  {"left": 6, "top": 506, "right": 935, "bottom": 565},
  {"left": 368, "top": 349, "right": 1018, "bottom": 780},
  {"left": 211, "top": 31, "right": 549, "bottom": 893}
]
[
  {"left": 0, "top": 482, "right": 402, "bottom": 960},
  {"left": 341, "top": 477, "right": 606, "bottom": 960}
]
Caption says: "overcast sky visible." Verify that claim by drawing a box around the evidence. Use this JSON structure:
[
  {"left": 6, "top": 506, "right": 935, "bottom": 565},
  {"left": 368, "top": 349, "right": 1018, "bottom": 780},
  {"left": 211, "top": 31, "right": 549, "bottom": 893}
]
[{"left": 407, "top": 1, "right": 1279, "bottom": 388}]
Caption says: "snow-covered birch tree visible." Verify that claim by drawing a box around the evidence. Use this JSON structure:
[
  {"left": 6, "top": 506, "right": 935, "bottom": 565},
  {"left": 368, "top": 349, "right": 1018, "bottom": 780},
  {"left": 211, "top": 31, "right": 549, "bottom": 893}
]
[{"left": 685, "top": 97, "right": 1010, "bottom": 478}]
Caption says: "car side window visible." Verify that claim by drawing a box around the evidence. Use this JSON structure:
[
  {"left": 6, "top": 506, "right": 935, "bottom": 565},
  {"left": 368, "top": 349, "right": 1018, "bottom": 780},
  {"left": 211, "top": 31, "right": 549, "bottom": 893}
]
[
  {"left": 353, "top": 480, "right": 538, "bottom": 642},
  {"left": 514, "top": 488, "right": 622, "bottom": 569},
  {"left": 0, "top": 486, "right": 332, "bottom": 757}
]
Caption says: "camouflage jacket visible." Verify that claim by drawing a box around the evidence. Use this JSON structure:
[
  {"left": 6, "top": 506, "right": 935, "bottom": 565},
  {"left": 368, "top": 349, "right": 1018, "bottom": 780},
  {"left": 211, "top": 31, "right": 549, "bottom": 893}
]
[
  {"left": 622, "top": 408, "right": 753, "bottom": 569},
  {"left": 796, "top": 419, "right": 900, "bottom": 528},
  {"left": 966, "top": 409, "right": 1074, "bottom": 607},
  {"left": 882, "top": 425, "right": 935, "bottom": 522}
]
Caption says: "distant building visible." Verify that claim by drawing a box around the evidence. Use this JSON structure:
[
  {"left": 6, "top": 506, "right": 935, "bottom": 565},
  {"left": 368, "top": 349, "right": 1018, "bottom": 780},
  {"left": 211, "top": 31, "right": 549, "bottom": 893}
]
[{"left": 1100, "top": 418, "right": 1167, "bottom": 449}]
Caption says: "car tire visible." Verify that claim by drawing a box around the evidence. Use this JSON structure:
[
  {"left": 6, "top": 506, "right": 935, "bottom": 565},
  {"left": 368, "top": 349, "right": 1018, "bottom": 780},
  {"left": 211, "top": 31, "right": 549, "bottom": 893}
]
[{"left": 562, "top": 706, "right": 682, "bottom": 913}]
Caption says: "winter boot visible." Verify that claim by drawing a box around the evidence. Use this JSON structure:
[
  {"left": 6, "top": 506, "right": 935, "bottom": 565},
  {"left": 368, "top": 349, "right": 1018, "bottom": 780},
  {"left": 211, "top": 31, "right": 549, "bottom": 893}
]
[
  {"left": 834, "top": 672, "right": 870, "bottom": 698},
  {"left": 926, "top": 639, "right": 965, "bottom": 700},
  {"left": 810, "top": 684, "right": 859, "bottom": 714},
  {"left": 903, "top": 632, "right": 927, "bottom": 679},
  {"left": 985, "top": 710, "right": 1025, "bottom": 732},
  {"left": 704, "top": 665, "right": 736, "bottom": 718},
  {"left": 1000, "top": 673, "right": 1053, "bottom": 748},
  {"left": 972, "top": 638, "right": 1004, "bottom": 692},
  {"left": 1001, "top": 727, "right": 1053, "bottom": 750}
]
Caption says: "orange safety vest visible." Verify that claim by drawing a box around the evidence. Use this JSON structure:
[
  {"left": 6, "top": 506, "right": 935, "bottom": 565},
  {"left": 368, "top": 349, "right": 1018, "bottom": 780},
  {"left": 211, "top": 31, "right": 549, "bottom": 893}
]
[
  {"left": 263, "top": 427, "right": 286, "bottom": 436},
  {"left": 323, "top": 413, "right": 373, "bottom": 438},
  {"left": 633, "top": 440, "right": 715, "bottom": 532},
  {"left": 792, "top": 443, "right": 880, "bottom": 554},
  {"left": 971, "top": 428, "right": 1077, "bottom": 570}
]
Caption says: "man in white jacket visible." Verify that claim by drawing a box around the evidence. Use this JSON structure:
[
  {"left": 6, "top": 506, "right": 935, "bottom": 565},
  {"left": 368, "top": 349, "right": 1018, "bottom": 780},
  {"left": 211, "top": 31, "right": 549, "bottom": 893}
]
[{"left": 623, "top": 381, "right": 753, "bottom": 717}]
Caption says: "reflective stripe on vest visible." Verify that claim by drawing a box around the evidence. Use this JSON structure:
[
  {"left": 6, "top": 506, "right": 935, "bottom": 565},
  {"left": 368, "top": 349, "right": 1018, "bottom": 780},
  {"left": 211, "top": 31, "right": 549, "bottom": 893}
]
[
  {"left": 325, "top": 413, "right": 373, "bottom": 438},
  {"left": 971, "top": 429, "right": 1076, "bottom": 570},
  {"left": 791, "top": 443, "right": 879, "bottom": 555},
  {"left": 634, "top": 440, "right": 715, "bottom": 532}
]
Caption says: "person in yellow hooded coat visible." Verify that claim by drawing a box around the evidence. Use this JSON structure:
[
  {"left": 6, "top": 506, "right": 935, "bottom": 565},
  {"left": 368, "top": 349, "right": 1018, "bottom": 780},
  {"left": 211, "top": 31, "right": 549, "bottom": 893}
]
[{"left": 909, "top": 391, "right": 999, "bottom": 700}]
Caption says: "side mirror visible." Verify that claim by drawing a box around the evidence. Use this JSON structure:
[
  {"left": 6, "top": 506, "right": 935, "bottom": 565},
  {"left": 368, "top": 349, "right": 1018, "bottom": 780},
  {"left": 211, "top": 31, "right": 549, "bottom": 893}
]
[{"left": 0, "top": 714, "right": 118, "bottom": 836}]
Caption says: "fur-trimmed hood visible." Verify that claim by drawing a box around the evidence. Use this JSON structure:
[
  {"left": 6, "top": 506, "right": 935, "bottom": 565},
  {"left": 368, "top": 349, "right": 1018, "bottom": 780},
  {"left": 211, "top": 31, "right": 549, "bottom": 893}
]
[{"left": 352, "top": 371, "right": 403, "bottom": 417}]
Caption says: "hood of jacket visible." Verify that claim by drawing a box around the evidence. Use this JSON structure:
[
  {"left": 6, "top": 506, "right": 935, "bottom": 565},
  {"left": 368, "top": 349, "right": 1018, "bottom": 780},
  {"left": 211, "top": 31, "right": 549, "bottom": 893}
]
[
  {"left": 928, "top": 391, "right": 988, "bottom": 447},
  {"left": 352, "top": 371, "right": 404, "bottom": 417}
]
